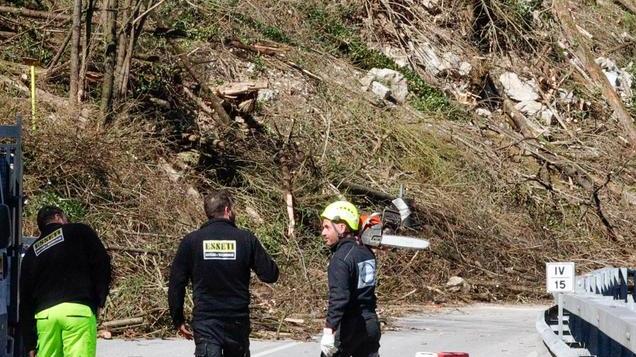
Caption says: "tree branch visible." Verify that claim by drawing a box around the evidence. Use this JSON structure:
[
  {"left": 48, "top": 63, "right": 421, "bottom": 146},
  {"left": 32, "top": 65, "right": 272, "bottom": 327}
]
[{"left": 0, "top": 6, "right": 71, "bottom": 21}]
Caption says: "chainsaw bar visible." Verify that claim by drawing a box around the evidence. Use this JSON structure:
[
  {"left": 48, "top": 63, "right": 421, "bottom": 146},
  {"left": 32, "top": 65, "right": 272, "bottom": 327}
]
[{"left": 379, "top": 234, "right": 429, "bottom": 250}]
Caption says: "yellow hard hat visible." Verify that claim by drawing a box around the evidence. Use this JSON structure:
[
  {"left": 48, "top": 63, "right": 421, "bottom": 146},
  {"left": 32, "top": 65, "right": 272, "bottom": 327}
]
[{"left": 320, "top": 201, "right": 360, "bottom": 231}]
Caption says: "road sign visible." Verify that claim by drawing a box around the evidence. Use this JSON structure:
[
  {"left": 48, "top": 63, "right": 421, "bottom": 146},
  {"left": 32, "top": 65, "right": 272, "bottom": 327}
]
[
  {"left": 546, "top": 262, "right": 575, "bottom": 293},
  {"left": 546, "top": 262, "right": 575, "bottom": 340}
]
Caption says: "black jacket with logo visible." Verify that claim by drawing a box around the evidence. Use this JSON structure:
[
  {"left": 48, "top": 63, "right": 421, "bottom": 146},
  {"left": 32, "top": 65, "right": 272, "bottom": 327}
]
[
  {"left": 19, "top": 223, "right": 112, "bottom": 350},
  {"left": 326, "top": 238, "right": 378, "bottom": 330},
  {"left": 168, "top": 218, "right": 279, "bottom": 327}
]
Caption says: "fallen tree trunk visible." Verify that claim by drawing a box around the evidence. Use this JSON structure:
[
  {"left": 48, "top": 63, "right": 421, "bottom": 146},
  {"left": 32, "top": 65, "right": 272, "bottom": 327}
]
[
  {"left": 554, "top": 0, "right": 636, "bottom": 147},
  {"left": 0, "top": 6, "right": 72, "bottom": 21},
  {"left": 0, "top": 30, "right": 15, "bottom": 39},
  {"left": 615, "top": 0, "right": 636, "bottom": 14},
  {"left": 164, "top": 39, "right": 233, "bottom": 126},
  {"left": 0, "top": 60, "right": 46, "bottom": 75},
  {"left": 0, "top": 74, "right": 67, "bottom": 108}
]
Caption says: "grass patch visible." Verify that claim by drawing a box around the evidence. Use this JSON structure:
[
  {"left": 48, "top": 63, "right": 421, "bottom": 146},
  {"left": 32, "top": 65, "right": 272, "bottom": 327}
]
[
  {"left": 27, "top": 190, "right": 87, "bottom": 223},
  {"left": 233, "top": 13, "right": 293, "bottom": 44},
  {"left": 624, "top": 12, "right": 636, "bottom": 34}
]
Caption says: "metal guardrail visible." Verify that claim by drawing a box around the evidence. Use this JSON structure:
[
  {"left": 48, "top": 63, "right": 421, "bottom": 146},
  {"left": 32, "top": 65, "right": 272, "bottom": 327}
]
[
  {"left": 539, "top": 267, "right": 636, "bottom": 357},
  {"left": 535, "top": 308, "right": 579, "bottom": 357}
]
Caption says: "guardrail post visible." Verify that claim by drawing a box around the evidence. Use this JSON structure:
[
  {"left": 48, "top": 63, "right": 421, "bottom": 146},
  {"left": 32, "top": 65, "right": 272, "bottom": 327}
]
[{"left": 558, "top": 293, "right": 564, "bottom": 339}]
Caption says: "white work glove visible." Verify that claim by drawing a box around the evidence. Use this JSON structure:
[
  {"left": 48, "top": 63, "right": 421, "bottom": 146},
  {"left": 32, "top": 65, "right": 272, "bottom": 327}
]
[{"left": 320, "top": 328, "right": 337, "bottom": 357}]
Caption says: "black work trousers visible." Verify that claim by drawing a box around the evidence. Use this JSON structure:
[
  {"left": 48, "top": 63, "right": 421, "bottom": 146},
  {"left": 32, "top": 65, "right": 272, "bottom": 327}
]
[
  {"left": 322, "top": 313, "right": 381, "bottom": 357},
  {"left": 192, "top": 316, "right": 250, "bottom": 357}
]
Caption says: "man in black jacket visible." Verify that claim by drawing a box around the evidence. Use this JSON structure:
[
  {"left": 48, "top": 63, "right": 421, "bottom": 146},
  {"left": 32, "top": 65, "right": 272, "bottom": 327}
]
[
  {"left": 20, "top": 206, "right": 112, "bottom": 357},
  {"left": 168, "top": 190, "right": 279, "bottom": 357},
  {"left": 320, "top": 201, "right": 380, "bottom": 357}
]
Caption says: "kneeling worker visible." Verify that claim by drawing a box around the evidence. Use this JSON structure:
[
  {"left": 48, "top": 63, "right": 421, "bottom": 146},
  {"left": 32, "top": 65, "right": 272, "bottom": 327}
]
[{"left": 319, "top": 201, "right": 381, "bottom": 357}]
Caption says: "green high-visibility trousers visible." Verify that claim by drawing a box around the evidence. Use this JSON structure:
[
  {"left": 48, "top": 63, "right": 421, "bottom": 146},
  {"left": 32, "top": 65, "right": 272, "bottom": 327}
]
[{"left": 34, "top": 302, "right": 97, "bottom": 357}]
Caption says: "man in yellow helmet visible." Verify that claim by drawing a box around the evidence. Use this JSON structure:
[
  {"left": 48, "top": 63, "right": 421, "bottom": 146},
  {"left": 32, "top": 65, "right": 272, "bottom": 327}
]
[{"left": 319, "top": 201, "right": 380, "bottom": 357}]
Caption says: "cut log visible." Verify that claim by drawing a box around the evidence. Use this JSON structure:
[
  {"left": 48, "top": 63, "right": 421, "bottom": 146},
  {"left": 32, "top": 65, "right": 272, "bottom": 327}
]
[
  {"left": 100, "top": 317, "right": 144, "bottom": 328},
  {"left": 283, "top": 318, "right": 305, "bottom": 325},
  {"left": 216, "top": 80, "right": 268, "bottom": 97}
]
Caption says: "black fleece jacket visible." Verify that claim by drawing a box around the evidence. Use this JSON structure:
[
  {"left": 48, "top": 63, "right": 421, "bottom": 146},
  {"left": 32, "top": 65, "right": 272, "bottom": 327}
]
[
  {"left": 168, "top": 218, "right": 279, "bottom": 327},
  {"left": 20, "top": 223, "right": 112, "bottom": 350},
  {"left": 326, "top": 238, "right": 378, "bottom": 330}
]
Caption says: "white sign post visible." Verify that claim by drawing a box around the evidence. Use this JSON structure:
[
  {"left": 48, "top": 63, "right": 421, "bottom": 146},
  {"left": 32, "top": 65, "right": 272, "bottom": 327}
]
[{"left": 546, "top": 262, "right": 575, "bottom": 339}]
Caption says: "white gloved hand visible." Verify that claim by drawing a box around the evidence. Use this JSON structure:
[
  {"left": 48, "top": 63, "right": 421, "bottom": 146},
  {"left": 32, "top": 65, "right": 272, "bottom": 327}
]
[{"left": 320, "top": 328, "right": 337, "bottom": 357}]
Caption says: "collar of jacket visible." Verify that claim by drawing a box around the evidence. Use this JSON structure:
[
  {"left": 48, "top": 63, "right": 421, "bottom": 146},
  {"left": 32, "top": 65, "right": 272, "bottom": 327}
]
[
  {"left": 330, "top": 236, "right": 357, "bottom": 252},
  {"left": 39, "top": 223, "right": 64, "bottom": 238},
  {"left": 201, "top": 218, "right": 236, "bottom": 229}
]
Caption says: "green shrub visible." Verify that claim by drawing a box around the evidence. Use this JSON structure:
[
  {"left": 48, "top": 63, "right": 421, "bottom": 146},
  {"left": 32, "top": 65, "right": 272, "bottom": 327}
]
[{"left": 27, "top": 190, "right": 87, "bottom": 223}]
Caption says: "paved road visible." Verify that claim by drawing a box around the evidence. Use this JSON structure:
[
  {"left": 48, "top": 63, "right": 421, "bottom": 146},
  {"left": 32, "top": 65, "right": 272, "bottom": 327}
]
[{"left": 98, "top": 304, "right": 546, "bottom": 357}]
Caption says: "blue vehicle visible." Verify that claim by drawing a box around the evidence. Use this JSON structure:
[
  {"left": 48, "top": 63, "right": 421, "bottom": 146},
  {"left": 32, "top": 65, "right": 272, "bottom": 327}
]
[{"left": 0, "top": 116, "right": 24, "bottom": 357}]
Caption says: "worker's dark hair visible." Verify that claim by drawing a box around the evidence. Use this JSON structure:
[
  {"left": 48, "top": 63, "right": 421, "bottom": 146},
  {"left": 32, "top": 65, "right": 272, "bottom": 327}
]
[
  {"left": 204, "top": 190, "right": 234, "bottom": 219},
  {"left": 36, "top": 206, "right": 66, "bottom": 232}
]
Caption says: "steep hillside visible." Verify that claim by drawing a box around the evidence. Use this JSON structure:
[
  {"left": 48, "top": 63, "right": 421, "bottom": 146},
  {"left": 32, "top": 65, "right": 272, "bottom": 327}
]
[{"left": 0, "top": 0, "right": 634, "bottom": 337}]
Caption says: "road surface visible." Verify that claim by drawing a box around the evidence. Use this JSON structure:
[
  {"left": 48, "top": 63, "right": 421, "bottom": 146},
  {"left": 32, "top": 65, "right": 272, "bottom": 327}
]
[{"left": 98, "top": 304, "right": 546, "bottom": 357}]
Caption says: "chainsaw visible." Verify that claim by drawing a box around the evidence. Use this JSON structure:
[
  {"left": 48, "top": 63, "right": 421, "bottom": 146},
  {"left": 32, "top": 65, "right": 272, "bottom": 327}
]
[{"left": 358, "top": 187, "right": 430, "bottom": 250}]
